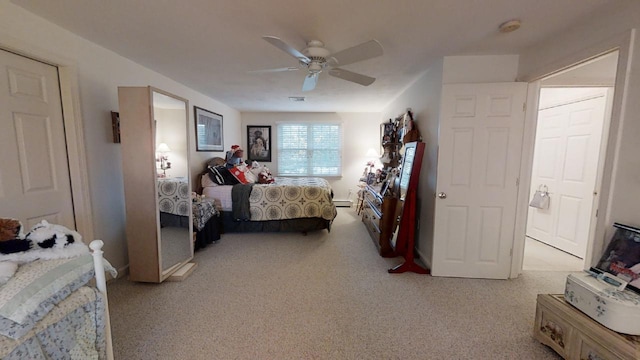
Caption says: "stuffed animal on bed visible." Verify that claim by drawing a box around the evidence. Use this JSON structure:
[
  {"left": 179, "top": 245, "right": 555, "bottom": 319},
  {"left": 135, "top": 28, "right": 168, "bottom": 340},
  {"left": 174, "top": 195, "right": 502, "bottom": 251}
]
[
  {"left": 249, "top": 162, "right": 275, "bottom": 184},
  {"left": 0, "top": 220, "right": 88, "bottom": 285},
  {"left": 0, "top": 218, "right": 24, "bottom": 242},
  {"left": 0, "top": 217, "right": 29, "bottom": 256},
  {"left": 0, "top": 218, "right": 25, "bottom": 285}
]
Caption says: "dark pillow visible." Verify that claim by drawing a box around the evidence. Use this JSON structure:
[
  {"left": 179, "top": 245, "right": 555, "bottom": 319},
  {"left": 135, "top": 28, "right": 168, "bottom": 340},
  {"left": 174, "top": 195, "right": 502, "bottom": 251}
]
[{"left": 207, "top": 165, "right": 239, "bottom": 185}]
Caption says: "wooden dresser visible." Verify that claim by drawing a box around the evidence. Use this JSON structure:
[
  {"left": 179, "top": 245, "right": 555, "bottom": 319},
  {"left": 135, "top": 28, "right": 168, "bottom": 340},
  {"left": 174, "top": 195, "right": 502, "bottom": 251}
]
[
  {"left": 534, "top": 294, "right": 640, "bottom": 359},
  {"left": 361, "top": 185, "right": 397, "bottom": 257}
]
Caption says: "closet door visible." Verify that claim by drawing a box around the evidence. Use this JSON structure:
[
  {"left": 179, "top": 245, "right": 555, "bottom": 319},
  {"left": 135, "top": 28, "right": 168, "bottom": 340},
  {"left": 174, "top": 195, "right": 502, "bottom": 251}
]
[{"left": 118, "top": 86, "right": 193, "bottom": 283}]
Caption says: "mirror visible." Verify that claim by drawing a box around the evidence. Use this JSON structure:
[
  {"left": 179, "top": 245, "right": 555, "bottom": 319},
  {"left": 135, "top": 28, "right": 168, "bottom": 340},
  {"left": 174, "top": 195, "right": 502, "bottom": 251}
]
[
  {"left": 388, "top": 141, "right": 428, "bottom": 273},
  {"left": 398, "top": 143, "right": 417, "bottom": 201},
  {"left": 152, "top": 91, "right": 192, "bottom": 274}
]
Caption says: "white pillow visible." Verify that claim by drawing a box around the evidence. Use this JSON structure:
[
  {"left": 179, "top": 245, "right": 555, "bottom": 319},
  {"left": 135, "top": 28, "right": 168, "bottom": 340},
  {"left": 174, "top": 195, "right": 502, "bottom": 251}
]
[{"left": 0, "top": 261, "right": 18, "bottom": 286}]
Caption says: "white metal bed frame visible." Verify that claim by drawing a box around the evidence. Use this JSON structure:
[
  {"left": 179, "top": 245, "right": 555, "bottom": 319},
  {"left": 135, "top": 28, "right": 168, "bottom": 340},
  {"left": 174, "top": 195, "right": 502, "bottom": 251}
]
[{"left": 89, "top": 239, "right": 114, "bottom": 360}]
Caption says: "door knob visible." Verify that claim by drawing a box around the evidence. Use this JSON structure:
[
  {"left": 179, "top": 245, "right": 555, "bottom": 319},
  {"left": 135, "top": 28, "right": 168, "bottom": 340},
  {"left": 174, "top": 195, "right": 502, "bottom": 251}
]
[{"left": 437, "top": 192, "right": 447, "bottom": 199}]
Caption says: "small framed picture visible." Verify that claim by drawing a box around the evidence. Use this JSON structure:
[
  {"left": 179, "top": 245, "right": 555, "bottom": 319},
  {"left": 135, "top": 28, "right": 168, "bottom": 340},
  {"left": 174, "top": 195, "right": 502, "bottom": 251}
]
[
  {"left": 194, "top": 106, "right": 223, "bottom": 151},
  {"left": 247, "top": 125, "right": 271, "bottom": 162},
  {"left": 110, "top": 111, "right": 120, "bottom": 143}
]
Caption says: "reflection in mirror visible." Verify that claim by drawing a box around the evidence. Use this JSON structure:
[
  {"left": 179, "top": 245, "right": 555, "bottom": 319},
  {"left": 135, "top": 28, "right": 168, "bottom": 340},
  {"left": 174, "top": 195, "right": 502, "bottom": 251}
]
[
  {"left": 398, "top": 144, "right": 416, "bottom": 201},
  {"left": 153, "top": 91, "right": 191, "bottom": 273}
]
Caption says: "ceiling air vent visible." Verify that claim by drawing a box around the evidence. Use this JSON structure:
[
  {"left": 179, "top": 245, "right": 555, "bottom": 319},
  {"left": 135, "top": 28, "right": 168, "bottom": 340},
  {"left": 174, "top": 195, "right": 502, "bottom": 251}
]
[{"left": 288, "top": 96, "right": 306, "bottom": 102}]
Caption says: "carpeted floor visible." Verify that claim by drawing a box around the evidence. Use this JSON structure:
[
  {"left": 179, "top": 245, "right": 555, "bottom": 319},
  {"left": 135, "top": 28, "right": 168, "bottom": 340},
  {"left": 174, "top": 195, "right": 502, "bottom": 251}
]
[{"left": 108, "top": 208, "right": 567, "bottom": 359}]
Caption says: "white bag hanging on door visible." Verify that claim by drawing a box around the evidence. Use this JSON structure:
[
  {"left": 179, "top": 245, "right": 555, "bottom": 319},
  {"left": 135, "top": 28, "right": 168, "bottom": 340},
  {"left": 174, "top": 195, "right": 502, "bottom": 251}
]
[{"left": 529, "top": 185, "right": 550, "bottom": 209}]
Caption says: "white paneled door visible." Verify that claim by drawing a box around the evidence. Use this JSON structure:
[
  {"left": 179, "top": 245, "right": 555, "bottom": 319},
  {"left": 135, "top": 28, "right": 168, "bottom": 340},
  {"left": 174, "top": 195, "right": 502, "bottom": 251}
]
[
  {"left": 0, "top": 49, "right": 75, "bottom": 229},
  {"left": 432, "top": 83, "right": 527, "bottom": 279},
  {"left": 526, "top": 89, "right": 608, "bottom": 258}
]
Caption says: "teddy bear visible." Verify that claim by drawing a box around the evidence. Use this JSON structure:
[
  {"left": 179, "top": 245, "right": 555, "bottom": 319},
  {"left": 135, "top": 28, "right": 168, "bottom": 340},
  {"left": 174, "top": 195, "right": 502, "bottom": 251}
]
[
  {"left": 0, "top": 218, "right": 24, "bottom": 242},
  {"left": 0, "top": 218, "right": 29, "bottom": 256}
]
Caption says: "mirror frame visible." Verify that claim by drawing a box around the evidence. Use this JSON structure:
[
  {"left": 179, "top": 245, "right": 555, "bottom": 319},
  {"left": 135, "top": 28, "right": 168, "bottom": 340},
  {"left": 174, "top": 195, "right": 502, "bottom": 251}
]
[{"left": 150, "top": 87, "right": 194, "bottom": 281}]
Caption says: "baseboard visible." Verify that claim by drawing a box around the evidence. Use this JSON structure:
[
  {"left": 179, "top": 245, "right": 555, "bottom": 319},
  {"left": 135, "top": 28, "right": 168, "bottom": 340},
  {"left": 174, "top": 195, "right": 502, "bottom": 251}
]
[{"left": 333, "top": 200, "right": 353, "bottom": 207}]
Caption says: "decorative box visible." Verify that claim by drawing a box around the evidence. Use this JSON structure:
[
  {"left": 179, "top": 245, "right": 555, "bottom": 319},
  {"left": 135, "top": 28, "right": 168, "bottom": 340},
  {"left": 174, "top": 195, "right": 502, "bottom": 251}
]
[{"left": 565, "top": 272, "right": 640, "bottom": 335}]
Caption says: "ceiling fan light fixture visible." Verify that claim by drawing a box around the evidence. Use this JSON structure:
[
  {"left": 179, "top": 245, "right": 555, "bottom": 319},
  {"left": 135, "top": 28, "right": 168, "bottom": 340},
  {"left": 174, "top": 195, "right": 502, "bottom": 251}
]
[
  {"left": 258, "top": 35, "right": 384, "bottom": 91},
  {"left": 499, "top": 19, "right": 521, "bottom": 33}
]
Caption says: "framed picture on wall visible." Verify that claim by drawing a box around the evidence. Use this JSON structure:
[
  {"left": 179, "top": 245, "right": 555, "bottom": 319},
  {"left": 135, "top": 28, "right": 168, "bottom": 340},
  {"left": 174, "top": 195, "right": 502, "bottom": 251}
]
[
  {"left": 194, "top": 106, "right": 223, "bottom": 151},
  {"left": 247, "top": 125, "right": 271, "bottom": 162},
  {"left": 110, "top": 111, "right": 121, "bottom": 143}
]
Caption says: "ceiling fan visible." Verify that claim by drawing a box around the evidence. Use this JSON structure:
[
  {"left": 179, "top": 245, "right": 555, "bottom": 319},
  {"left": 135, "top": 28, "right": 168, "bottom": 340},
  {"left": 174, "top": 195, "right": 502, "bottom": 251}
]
[{"left": 251, "top": 35, "right": 384, "bottom": 92}]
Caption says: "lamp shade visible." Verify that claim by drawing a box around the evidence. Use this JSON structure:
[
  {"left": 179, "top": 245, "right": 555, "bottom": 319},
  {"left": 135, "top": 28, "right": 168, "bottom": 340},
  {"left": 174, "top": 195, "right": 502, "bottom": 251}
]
[
  {"left": 365, "top": 148, "right": 380, "bottom": 158},
  {"left": 156, "top": 143, "right": 171, "bottom": 153}
]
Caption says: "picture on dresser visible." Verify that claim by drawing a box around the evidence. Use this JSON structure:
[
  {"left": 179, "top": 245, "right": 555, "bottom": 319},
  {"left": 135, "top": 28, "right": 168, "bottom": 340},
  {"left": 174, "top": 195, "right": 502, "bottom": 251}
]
[{"left": 594, "top": 222, "right": 640, "bottom": 293}]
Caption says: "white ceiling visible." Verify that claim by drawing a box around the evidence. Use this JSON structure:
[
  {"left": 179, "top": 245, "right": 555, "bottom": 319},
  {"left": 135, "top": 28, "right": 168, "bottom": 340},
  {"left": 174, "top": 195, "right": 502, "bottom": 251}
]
[{"left": 12, "top": 0, "right": 618, "bottom": 112}]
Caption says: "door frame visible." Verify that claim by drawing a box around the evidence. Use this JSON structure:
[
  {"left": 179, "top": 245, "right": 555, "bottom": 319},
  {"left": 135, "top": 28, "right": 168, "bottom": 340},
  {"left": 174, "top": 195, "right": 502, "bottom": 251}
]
[
  {"left": 526, "top": 87, "right": 612, "bottom": 258},
  {"left": 0, "top": 37, "right": 94, "bottom": 241},
  {"left": 511, "top": 31, "right": 633, "bottom": 278}
]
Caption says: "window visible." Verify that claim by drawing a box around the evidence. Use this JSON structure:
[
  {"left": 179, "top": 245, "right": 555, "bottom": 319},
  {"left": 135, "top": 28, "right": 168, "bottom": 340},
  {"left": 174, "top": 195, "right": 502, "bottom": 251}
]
[{"left": 277, "top": 123, "right": 342, "bottom": 176}]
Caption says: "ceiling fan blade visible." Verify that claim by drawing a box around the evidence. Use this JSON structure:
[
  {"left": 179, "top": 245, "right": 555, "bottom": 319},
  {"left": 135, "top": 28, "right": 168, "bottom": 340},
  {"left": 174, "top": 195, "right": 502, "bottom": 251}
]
[
  {"left": 262, "top": 36, "right": 310, "bottom": 64},
  {"left": 302, "top": 73, "right": 319, "bottom": 92},
  {"left": 247, "top": 67, "right": 299, "bottom": 74},
  {"left": 328, "top": 40, "right": 383, "bottom": 67},
  {"left": 328, "top": 68, "right": 375, "bottom": 86}
]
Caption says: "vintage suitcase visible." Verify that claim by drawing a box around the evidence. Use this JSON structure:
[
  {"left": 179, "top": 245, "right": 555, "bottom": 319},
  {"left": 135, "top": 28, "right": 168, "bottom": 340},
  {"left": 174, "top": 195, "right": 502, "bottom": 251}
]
[{"left": 565, "top": 272, "right": 640, "bottom": 335}]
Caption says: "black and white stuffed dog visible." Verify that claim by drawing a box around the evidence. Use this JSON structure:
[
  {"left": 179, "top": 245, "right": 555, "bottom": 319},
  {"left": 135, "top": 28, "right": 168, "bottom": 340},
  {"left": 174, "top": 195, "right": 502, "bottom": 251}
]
[
  {"left": 0, "top": 220, "right": 88, "bottom": 264},
  {"left": 0, "top": 220, "right": 89, "bottom": 284}
]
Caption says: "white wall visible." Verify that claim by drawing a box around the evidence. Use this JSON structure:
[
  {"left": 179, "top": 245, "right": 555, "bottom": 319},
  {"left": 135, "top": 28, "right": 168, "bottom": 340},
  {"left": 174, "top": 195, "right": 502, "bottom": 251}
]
[
  {"left": 0, "top": 1, "right": 242, "bottom": 271},
  {"left": 241, "top": 112, "right": 381, "bottom": 202},
  {"left": 155, "top": 108, "right": 188, "bottom": 179},
  {"left": 380, "top": 55, "right": 519, "bottom": 268},
  {"left": 443, "top": 55, "right": 519, "bottom": 84},
  {"left": 517, "top": 1, "right": 640, "bottom": 264}
]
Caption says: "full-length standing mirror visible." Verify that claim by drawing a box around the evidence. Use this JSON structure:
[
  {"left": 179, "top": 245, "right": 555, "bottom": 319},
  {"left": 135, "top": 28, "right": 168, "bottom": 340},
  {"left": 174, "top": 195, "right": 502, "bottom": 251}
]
[
  {"left": 119, "top": 86, "right": 194, "bottom": 283},
  {"left": 389, "top": 141, "right": 428, "bottom": 274},
  {"left": 153, "top": 91, "right": 192, "bottom": 275}
]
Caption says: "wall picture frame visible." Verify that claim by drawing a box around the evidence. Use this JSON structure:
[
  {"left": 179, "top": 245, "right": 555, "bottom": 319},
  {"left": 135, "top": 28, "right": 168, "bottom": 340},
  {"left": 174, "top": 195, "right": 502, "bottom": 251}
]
[
  {"left": 110, "top": 111, "right": 121, "bottom": 143},
  {"left": 194, "top": 106, "right": 223, "bottom": 151},
  {"left": 247, "top": 125, "right": 271, "bottom": 162}
]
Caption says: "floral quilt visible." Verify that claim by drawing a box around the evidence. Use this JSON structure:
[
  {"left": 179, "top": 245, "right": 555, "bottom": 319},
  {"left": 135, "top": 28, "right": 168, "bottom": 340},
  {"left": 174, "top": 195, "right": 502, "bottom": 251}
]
[
  {"left": 157, "top": 177, "right": 190, "bottom": 216},
  {"left": 248, "top": 177, "right": 337, "bottom": 221}
]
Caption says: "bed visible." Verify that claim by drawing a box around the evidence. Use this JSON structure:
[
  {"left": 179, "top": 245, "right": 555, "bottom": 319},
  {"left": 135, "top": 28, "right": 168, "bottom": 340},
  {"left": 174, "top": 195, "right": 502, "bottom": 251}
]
[
  {"left": 0, "top": 240, "right": 115, "bottom": 359},
  {"left": 200, "top": 166, "right": 337, "bottom": 234}
]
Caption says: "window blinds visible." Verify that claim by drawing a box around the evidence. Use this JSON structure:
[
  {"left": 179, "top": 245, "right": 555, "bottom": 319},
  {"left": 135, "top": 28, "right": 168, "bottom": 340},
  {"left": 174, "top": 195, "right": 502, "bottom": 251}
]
[{"left": 277, "top": 123, "right": 342, "bottom": 176}]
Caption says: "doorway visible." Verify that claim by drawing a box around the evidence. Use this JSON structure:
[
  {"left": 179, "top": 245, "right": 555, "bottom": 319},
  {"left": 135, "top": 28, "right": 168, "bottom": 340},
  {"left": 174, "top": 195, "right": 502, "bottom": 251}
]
[
  {"left": 522, "top": 51, "right": 619, "bottom": 271},
  {"left": 0, "top": 49, "right": 75, "bottom": 229},
  {"left": 0, "top": 44, "right": 93, "bottom": 240}
]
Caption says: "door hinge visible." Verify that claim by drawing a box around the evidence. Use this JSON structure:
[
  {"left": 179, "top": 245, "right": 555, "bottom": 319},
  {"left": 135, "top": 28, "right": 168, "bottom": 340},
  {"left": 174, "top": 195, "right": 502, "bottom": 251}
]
[
  {"left": 516, "top": 177, "right": 520, "bottom": 186},
  {"left": 596, "top": 209, "right": 598, "bottom": 218},
  {"left": 523, "top": 102, "right": 526, "bottom": 112},
  {"left": 510, "top": 248, "right": 513, "bottom": 256}
]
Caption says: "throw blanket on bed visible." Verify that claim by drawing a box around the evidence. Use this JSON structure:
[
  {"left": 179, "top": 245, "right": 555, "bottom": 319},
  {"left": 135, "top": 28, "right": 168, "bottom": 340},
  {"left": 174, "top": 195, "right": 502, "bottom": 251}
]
[
  {"left": 247, "top": 177, "right": 337, "bottom": 221},
  {"left": 0, "top": 286, "right": 106, "bottom": 359},
  {"left": 157, "top": 177, "right": 190, "bottom": 216},
  {"left": 232, "top": 184, "right": 255, "bottom": 220}
]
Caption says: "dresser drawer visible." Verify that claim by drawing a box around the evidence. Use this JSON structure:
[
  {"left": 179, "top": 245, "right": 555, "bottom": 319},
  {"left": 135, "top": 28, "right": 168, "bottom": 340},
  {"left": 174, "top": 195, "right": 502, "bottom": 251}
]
[
  {"left": 363, "top": 207, "right": 381, "bottom": 235},
  {"left": 575, "top": 332, "right": 619, "bottom": 360},
  {"left": 364, "top": 192, "right": 382, "bottom": 215},
  {"left": 534, "top": 295, "right": 574, "bottom": 358}
]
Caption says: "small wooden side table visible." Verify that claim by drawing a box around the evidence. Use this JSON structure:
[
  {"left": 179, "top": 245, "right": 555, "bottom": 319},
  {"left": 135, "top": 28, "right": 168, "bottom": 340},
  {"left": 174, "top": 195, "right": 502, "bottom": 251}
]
[{"left": 534, "top": 294, "right": 640, "bottom": 359}]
